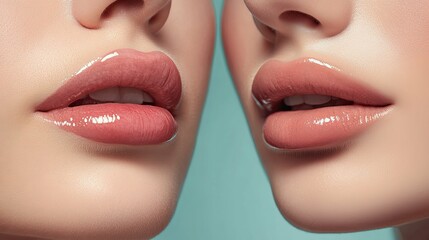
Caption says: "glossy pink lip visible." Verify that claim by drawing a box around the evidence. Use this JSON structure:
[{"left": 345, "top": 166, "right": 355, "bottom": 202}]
[
  {"left": 36, "top": 49, "right": 181, "bottom": 145},
  {"left": 252, "top": 58, "right": 393, "bottom": 150}
]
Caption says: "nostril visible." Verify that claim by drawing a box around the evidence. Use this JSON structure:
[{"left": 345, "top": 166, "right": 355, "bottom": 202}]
[
  {"left": 101, "top": 0, "right": 144, "bottom": 20},
  {"left": 148, "top": 11, "right": 160, "bottom": 26},
  {"left": 279, "top": 11, "right": 321, "bottom": 29},
  {"left": 101, "top": 3, "right": 114, "bottom": 19},
  {"left": 253, "top": 17, "right": 277, "bottom": 43},
  {"left": 147, "top": 1, "right": 171, "bottom": 33}
]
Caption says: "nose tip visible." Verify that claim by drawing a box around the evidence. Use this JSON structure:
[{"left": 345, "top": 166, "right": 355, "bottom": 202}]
[
  {"left": 244, "top": 0, "right": 352, "bottom": 41},
  {"left": 72, "top": 0, "right": 171, "bottom": 32}
]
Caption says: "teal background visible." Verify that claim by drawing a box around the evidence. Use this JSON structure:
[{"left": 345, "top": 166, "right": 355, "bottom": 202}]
[{"left": 156, "top": 1, "right": 398, "bottom": 239}]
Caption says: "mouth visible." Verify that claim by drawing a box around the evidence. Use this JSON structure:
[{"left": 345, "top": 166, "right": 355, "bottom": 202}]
[
  {"left": 35, "top": 49, "right": 182, "bottom": 145},
  {"left": 252, "top": 58, "right": 393, "bottom": 150}
]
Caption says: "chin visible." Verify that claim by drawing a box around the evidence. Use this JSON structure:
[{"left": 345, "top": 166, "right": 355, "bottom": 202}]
[
  {"left": 0, "top": 138, "right": 184, "bottom": 240},
  {"left": 264, "top": 143, "right": 429, "bottom": 233}
]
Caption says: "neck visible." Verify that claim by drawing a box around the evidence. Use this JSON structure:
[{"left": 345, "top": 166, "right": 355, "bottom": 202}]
[{"left": 397, "top": 218, "right": 429, "bottom": 240}]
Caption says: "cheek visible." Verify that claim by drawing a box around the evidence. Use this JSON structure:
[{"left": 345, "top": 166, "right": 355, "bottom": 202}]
[
  {"left": 364, "top": 0, "right": 429, "bottom": 156},
  {"left": 0, "top": 2, "right": 67, "bottom": 155},
  {"left": 0, "top": 1, "right": 69, "bottom": 117},
  {"left": 0, "top": 1, "right": 63, "bottom": 58},
  {"left": 355, "top": 1, "right": 429, "bottom": 161},
  {"left": 223, "top": 0, "right": 270, "bottom": 111},
  {"left": 363, "top": 1, "right": 429, "bottom": 59},
  {"left": 165, "top": 0, "right": 215, "bottom": 104}
]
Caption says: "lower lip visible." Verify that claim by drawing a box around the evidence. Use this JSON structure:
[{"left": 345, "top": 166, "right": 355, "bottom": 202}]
[
  {"left": 263, "top": 105, "right": 392, "bottom": 150},
  {"left": 38, "top": 104, "right": 177, "bottom": 145}
]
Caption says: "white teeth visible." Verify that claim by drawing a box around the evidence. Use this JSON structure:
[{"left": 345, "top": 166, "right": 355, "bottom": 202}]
[
  {"left": 283, "top": 94, "right": 332, "bottom": 106},
  {"left": 283, "top": 95, "right": 304, "bottom": 106},
  {"left": 89, "top": 87, "right": 153, "bottom": 105},
  {"left": 89, "top": 87, "right": 120, "bottom": 102},
  {"left": 303, "top": 95, "right": 331, "bottom": 105},
  {"left": 119, "top": 87, "right": 144, "bottom": 104}
]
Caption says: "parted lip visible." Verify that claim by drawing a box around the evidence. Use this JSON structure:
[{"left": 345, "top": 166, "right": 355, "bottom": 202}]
[
  {"left": 252, "top": 57, "right": 394, "bottom": 150},
  {"left": 251, "top": 58, "right": 393, "bottom": 113},
  {"left": 36, "top": 48, "right": 182, "bottom": 113}
]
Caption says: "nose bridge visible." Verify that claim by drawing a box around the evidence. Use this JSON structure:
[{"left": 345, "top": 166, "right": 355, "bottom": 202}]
[
  {"left": 245, "top": 0, "right": 352, "bottom": 38},
  {"left": 72, "top": 0, "right": 171, "bottom": 31}
]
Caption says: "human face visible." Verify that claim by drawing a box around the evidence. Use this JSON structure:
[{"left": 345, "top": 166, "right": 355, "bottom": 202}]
[
  {"left": 0, "top": 1, "right": 214, "bottom": 239},
  {"left": 223, "top": 0, "right": 429, "bottom": 233}
]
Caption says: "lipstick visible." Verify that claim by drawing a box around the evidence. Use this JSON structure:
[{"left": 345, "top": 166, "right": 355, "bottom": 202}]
[
  {"left": 252, "top": 58, "right": 393, "bottom": 150},
  {"left": 36, "top": 49, "right": 181, "bottom": 145}
]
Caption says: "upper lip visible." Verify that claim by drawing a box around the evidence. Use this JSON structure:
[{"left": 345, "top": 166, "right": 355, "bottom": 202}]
[
  {"left": 36, "top": 49, "right": 182, "bottom": 113},
  {"left": 252, "top": 58, "right": 393, "bottom": 113}
]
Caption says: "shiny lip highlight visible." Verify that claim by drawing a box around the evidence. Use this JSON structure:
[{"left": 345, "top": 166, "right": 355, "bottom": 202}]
[
  {"left": 252, "top": 58, "right": 394, "bottom": 150},
  {"left": 35, "top": 49, "right": 182, "bottom": 145}
]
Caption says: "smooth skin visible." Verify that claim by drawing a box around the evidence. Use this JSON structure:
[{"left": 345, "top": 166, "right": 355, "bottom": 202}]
[
  {"left": 0, "top": 1, "right": 215, "bottom": 239},
  {"left": 223, "top": 0, "right": 429, "bottom": 239}
]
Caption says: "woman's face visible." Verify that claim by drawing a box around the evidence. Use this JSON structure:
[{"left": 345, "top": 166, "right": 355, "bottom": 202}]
[
  {"left": 0, "top": 0, "right": 214, "bottom": 239},
  {"left": 223, "top": 0, "right": 429, "bottom": 233}
]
